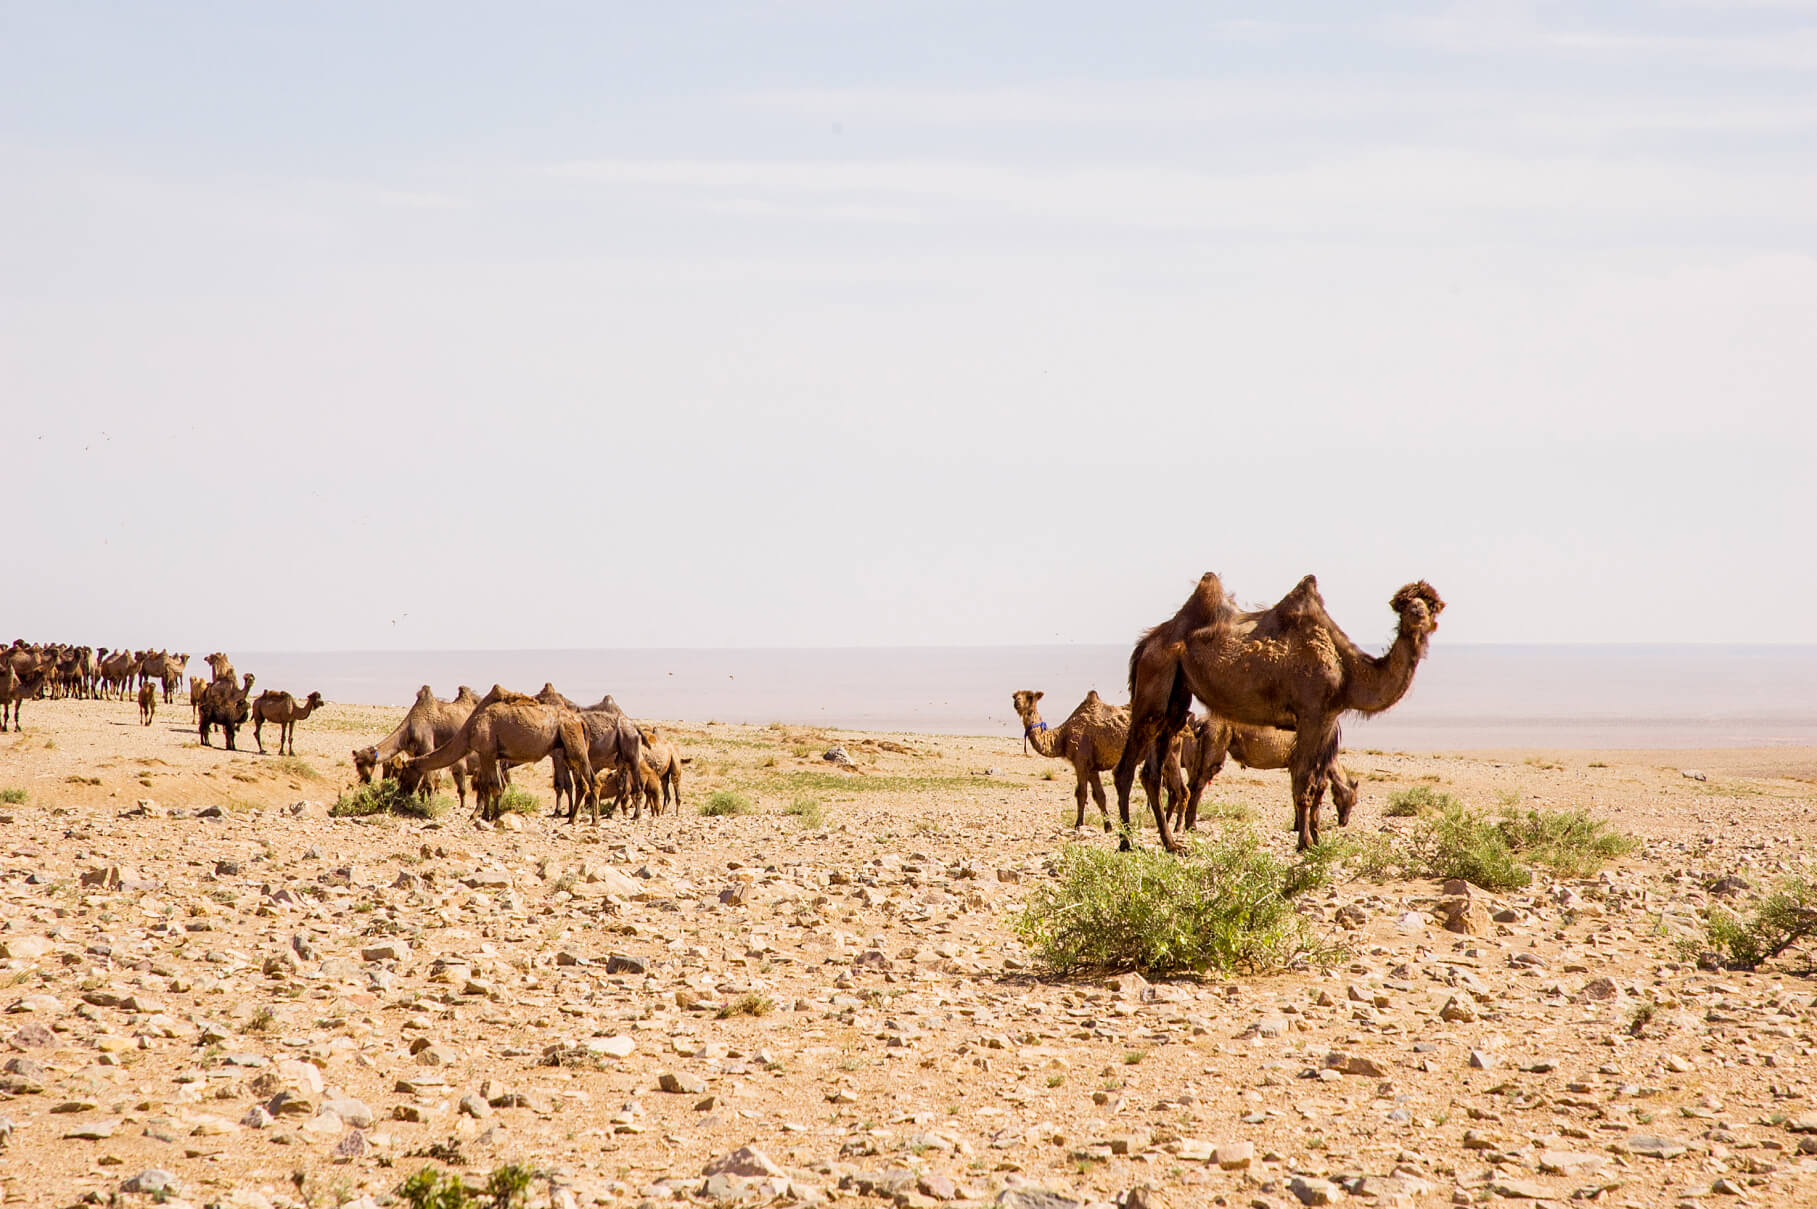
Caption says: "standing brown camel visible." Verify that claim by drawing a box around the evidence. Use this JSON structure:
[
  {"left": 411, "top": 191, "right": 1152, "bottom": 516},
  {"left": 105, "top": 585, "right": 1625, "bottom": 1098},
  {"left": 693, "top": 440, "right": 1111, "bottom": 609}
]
[
  {"left": 1168, "top": 716, "right": 1357, "bottom": 834},
  {"left": 250, "top": 690, "right": 325, "bottom": 756},
  {"left": 404, "top": 686, "right": 595, "bottom": 822},
  {"left": 1011, "top": 690, "right": 1186, "bottom": 833},
  {"left": 138, "top": 678, "right": 158, "bottom": 726},
  {"left": 199, "top": 673, "right": 256, "bottom": 751},
  {"left": 353, "top": 685, "right": 480, "bottom": 806},
  {"left": 1113, "top": 574, "right": 1443, "bottom": 852},
  {"left": 189, "top": 677, "right": 207, "bottom": 722}
]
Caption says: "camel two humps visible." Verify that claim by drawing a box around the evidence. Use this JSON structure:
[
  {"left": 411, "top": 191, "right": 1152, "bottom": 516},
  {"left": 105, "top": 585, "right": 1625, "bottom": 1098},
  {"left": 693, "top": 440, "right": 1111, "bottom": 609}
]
[{"left": 1113, "top": 574, "right": 1443, "bottom": 852}]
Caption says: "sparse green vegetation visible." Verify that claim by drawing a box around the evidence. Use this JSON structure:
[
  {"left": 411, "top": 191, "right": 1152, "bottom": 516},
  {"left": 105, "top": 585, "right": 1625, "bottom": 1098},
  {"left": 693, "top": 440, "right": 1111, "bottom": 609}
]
[
  {"left": 764, "top": 771, "right": 1005, "bottom": 796},
  {"left": 0, "top": 787, "right": 25, "bottom": 804},
  {"left": 717, "top": 992, "right": 774, "bottom": 1018},
  {"left": 783, "top": 797, "right": 825, "bottom": 828},
  {"left": 267, "top": 756, "right": 320, "bottom": 781},
  {"left": 1344, "top": 802, "right": 1636, "bottom": 890},
  {"left": 1683, "top": 875, "right": 1817, "bottom": 970},
  {"left": 494, "top": 786, "right": 540, "bottom": 816},
  {"left": 1014, "top": 827, "right": 1342, "bottom": 977},
  {"left": 700, "top": 790, "right": 753, "bottom": 817},
  {"left": 1384, "top": 785, "right": 1456, "bottom": 817},
  {"left": 330, "top": 780, "right": 450, "bottom": 820}
]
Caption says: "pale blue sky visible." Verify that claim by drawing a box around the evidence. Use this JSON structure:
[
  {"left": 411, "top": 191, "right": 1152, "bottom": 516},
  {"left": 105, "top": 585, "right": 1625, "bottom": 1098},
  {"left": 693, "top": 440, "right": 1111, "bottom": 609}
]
[{"left": 5, "top": 2, "right": 1813, "bottom": 650}]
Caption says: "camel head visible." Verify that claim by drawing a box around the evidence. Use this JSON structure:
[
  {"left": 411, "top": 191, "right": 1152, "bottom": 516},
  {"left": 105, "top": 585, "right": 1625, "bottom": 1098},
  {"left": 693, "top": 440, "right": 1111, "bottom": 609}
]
[
  {"left": 304, "top": 691, "right": 325, "bottom": 710},
  {"left": 1010, "top": 690, "right": 1043, "bottom": 724},
  {"left": 1388, "top": 581, "right": 1445, "bottom": 641},
  {"left": 353, "top": 746, "right": 377, "bottom": 783}
]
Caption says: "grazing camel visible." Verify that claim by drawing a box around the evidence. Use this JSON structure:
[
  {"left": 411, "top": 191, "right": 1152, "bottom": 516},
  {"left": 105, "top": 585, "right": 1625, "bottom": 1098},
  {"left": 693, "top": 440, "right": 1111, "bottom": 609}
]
[
  {"left": 404, "top": 686, "right": 595, "bottom": 823},
  {"left": 1011, "top": 690, "right": 1187, "bottom": 832},
  {"left": 250, "top": 690, "right": 324, "bottom": 756},
  {"left": 1113, "top": 574, "right": 1443, "bottom": 852},
  {"left": 198, "top": 673, "right": 256, "bottom": 751},
  {"left": 138, "top": 678, "right": 158, "bottom": 726},
  {"left": 355, "top": 685, "right": 482, "bottom": 807},
  {"left": 1167, "top": 716, "right": 1357, "bottom": 834}
]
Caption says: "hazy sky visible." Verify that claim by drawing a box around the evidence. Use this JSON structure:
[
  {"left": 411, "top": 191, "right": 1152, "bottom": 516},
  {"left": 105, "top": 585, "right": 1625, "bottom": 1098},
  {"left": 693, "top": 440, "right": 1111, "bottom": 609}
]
[{"left": 5, "top": 1, "right": 1813, "bottom": 651}]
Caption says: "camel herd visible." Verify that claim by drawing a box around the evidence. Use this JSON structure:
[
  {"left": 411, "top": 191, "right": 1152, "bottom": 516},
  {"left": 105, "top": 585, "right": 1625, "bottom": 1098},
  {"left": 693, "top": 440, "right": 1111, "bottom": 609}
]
[
  {"left": 352, "top": 682, "right": 684, "bottom": 825},
  {"left": 9, "top": 572, "right": 1444, "bottom": 850},
  {"left": 1015, "top": 573, "right": 1443, "bottom": 852}
]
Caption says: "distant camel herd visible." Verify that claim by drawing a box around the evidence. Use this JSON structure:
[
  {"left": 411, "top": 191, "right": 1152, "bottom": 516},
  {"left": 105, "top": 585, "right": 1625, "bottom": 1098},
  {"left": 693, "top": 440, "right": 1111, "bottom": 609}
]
[
  {"left": 5, "top": 639, "right": 683, "bottom": 826},
  {"left": 8, "top": 572, "right": 1443, "bottom": 847}
]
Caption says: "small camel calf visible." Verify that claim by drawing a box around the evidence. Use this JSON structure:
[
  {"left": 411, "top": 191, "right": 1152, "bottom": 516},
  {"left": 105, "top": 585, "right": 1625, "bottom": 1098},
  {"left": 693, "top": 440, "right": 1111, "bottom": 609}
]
[
  {"left": 189, "top": 676, "right": 207, "bottom": 723},
  {"left": 250, "top": 690, "right": 325, "bottom": 756},
  {"left": 138, "top": 678, "right": 157, "bottom": 727}
]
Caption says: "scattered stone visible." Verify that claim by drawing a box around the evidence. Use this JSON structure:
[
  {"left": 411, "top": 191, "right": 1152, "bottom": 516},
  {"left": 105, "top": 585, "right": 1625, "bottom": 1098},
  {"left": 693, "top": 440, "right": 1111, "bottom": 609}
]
[
  {"left": 1213, "top": 1141, "right": 1254, "bottom": 1170},
  {"left": 1288, "top": 1175, "right": 1339, "bottom": 1206},
  {"left": 1625, "top": 1134, "right": 1688, "bottom": 1159},
  {"left": 660, "top": 1072, "right": 708, "bottom": 1095},
  {"left": 121, "top": 1169, "right": 179, "bottom": 1196}
]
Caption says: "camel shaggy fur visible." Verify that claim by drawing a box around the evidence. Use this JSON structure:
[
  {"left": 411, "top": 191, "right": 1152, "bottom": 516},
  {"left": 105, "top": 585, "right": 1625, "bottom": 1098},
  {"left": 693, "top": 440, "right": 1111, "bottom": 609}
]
[
  {"left": 355, "top": 685, "right": 480, "bottom": 805},
  {"left": 198, "top": 673, "right": 256, "bottom": 751},
  {"left": 1113, "top": 574, "right": 1443, "bottom": 852}
]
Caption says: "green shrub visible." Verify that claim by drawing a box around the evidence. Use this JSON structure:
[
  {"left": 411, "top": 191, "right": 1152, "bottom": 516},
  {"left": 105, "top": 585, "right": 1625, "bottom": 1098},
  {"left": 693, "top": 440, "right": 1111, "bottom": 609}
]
[
  {"left": 331, "top": 780, "right": 450, "bottom": 820},
  {"left": 783, "top": 797, "right": 825, "bottom": 828},
  {"left": 1354, "top": 802, "right": 1635, "bottom": 890},
  {"left": 0, "top": 787, "right": 26, "bottom": 804},
  {"left": 1684, "top": 876, "right": 1817, "bottom": 970},
  {"left": 1014, "top": 828, "right": 1342, "bottom": 977},
  {"left": 494, "top": 786, "right": 540, "bottom": 816},
  {"left": 1384, "top": 785, "right": 1455, "bottom": 817},
  {"left": 1412, "top": 804, "right": 1531, "bottom": 890},
  {"left": 398, "top": 1163, "right": 539, "bottom": 1209},
  {"left": 700, "top": 790, "right": 752, "bottom": 817}
]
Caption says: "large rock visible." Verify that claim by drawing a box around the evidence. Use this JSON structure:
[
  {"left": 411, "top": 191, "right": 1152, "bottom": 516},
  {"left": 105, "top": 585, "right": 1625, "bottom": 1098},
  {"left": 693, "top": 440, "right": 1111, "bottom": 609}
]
[{"left": 704, "top": 1146, "right": 786, "bottom": 1179}]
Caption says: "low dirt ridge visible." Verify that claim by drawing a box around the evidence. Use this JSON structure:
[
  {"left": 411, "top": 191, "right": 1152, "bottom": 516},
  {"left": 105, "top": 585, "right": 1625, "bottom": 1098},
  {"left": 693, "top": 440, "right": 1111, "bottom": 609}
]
[{"left": 3, "top": 698, "right": 1817, "bottom": 1209}]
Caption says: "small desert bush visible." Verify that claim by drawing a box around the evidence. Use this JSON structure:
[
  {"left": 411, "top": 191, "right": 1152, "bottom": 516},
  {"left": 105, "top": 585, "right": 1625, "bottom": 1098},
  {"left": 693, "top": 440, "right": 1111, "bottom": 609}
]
[
  {"left": 1684, "top": 875, "right": 1817, "bottom": 970},
  {"left": 0, "top": 787, "right": 25, "bottom": 804},
  {"left": 1385, "top": 785, "right": 1455, "bottom": 817},
  {"left": 1350, "top": 802, "right": 1634, "bottom": 890},
  {"left": 700, "top": 790, "right": 753, "bottom": 817},
  {"left": 494, "top": 786, "right": 540, "bottom": 816},
  {"left": 268, "top": 756, "right": 320, "bottom": 781},
  {"left": 1015, "top": 828, "right": 1342, "bottom": 977},
  {"left": 399, "top": 1163, "right": 539, "bottom": 1209},
  {"left": 331, "top": 780, "right": 449, "bottom": 820},
  {"left": 784, "top": 797, "right": 825, "bottom": 828},
  {"left": 717, "top": 992, "right": 774, "bottom": 1018}
]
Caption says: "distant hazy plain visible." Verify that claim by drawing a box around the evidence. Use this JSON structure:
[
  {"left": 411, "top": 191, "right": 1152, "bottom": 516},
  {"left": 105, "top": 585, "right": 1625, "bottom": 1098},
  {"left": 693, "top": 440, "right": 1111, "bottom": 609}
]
[{"left": 235, "top": 645, "right": 1817, "bottom": 750}]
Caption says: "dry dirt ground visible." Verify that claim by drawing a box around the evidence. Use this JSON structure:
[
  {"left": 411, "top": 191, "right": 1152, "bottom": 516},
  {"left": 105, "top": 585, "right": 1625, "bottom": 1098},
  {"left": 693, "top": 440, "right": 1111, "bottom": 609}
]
[{"left": 3, "top": 694, "right": 1817, "bottom": 1209}]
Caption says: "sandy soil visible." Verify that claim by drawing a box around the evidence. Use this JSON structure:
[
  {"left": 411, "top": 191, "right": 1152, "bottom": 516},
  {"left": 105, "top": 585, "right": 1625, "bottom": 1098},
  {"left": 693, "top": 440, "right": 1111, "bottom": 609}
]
[{"left": 3, "top": 692, "right": 1817, "bottom": 1209}]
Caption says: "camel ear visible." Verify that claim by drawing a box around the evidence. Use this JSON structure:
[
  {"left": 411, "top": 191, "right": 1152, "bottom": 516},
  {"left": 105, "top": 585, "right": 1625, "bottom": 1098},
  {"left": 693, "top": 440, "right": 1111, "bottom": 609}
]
[{"left": 1033, "top": 691, "right": 1043, "bottom": 702}]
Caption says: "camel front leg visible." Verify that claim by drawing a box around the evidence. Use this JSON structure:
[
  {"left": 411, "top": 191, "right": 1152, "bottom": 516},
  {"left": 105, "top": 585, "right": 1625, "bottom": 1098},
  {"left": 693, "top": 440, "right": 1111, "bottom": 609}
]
[{"left": 1087, "top": 769, "right": 1112, "bottom": 832}]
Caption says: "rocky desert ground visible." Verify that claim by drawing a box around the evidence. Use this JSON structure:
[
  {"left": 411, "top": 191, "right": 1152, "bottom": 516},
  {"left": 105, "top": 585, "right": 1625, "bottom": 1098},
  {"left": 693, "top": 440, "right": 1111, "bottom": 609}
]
[{"left": 3, "top": 695, "right": 1817, "bottom": 1209}]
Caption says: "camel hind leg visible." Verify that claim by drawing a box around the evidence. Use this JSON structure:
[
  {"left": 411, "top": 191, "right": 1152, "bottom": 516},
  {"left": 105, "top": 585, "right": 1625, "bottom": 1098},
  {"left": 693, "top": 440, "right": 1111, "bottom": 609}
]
[{"left": 1113, "top": 664, "right": 1191, "bottom": 852}]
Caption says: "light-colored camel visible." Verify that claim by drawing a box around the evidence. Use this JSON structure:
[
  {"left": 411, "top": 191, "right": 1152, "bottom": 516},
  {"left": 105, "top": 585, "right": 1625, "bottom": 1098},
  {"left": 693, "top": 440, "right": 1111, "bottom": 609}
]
[
  {"left": 189, "top": 677, "right": 207, "bottom": 722},
  {"left": 354, "top": 683, "right": 479, "bottom": 789},
  {"left": 97, "top": 649, "right": 137, "bottom": 699},
  {"left": 405, "top": 686, "right": 595, "bottom": 823},
  {"left": 138, "top": 651, "right": 178, "bottom": 702},
  {"left": 198, "top": 673, "right": 256, "bottom": 750},
  {"left": 1011, "top": 689, "right": 1186, "bottom": 832},
  {"left": 138, "top": 678, "right": 157, "bottom": 726},
  {"left": 250, "top": 690, "right": 324, "bottom": 756},
  {"left": 1167, "top": 716, "right": 1357, "bottom": 834},
  {"left": 1114, "top": 574, "right": 1444, "bottom": 852},
  {"left": 204, "top": 653, "right": 235, "bottom": 685},
  {"left": 591, "top": 729, "right": 684, "bottom": 820}
]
